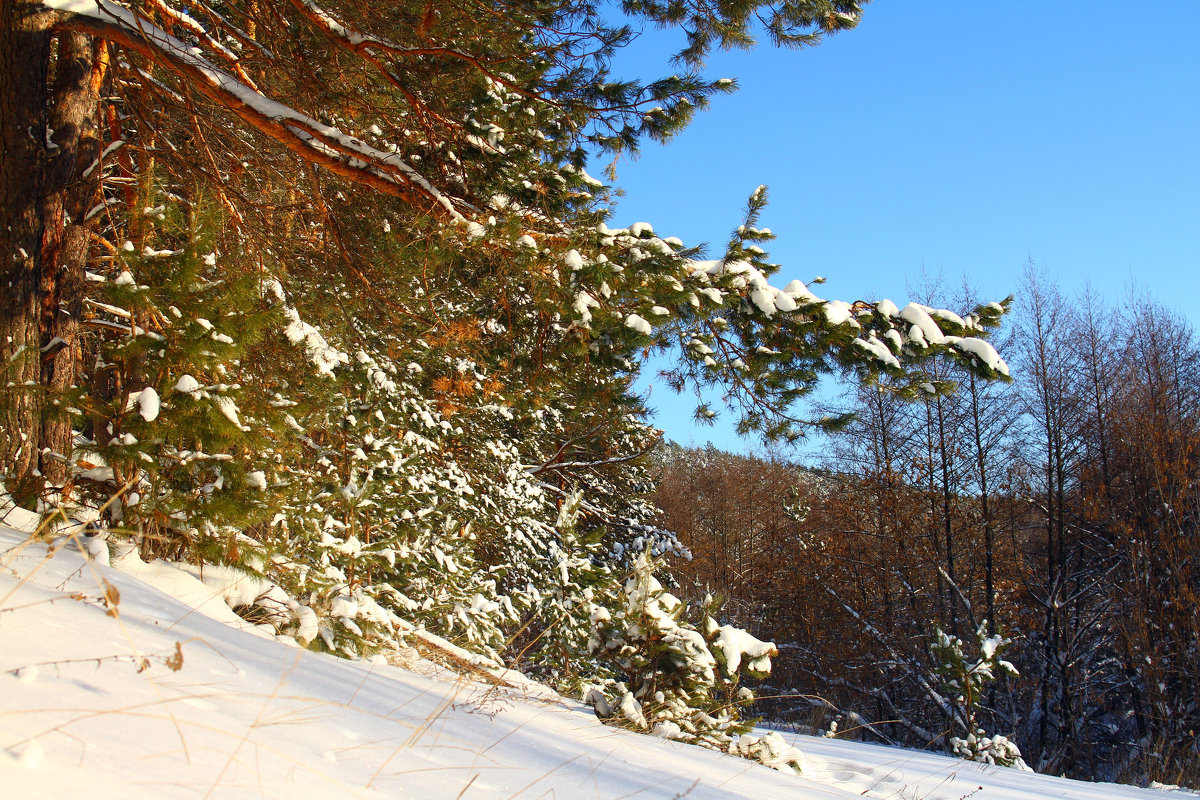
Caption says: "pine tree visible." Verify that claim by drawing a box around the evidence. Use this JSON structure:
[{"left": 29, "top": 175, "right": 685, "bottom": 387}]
[
  {"left": 0, "top": 0, "right": 1019, "bottom": 498},
  {"left": 0, "top": 0, "right": 1022, "bottom": 776},
  {"left": 584, "top": 552, "right": 801, "bottom": 770},
  {"left": 68, "top": 199, "right": 283, "bottom": 573},
  {"left": 931, "top": 624, "right": 1024, "bottom": 768}
]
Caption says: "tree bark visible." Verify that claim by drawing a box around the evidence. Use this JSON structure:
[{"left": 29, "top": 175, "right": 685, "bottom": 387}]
[
  {"left": 0, "top": 0, "right": 53, "bottom": 502},
  {"left": 40, "top": 32, "right": 104, "bottom": 486}
]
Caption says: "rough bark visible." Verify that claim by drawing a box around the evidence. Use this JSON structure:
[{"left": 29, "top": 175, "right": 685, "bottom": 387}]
[
  {"left": 0, "top": 0, "right": 53, "bottom": 502},
  {"left": 40, "top": 32, "right": 104, "bottom": 486}
]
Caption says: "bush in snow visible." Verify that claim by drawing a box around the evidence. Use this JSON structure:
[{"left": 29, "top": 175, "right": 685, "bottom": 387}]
[
  {"left": 257, "top": 323, "right": 525, "bottom": 658},
  {"left": 931, "top": 624, "right": 1026, "bottom": 768},
  {"left": 585, "top": 552, "right": 797, "bottom": 771},
  {"left": 66, "top": 204, "right": 284, "bottom": 575},
  {"left": 729, "top": 731, "right": 806, "bottom": 773}
]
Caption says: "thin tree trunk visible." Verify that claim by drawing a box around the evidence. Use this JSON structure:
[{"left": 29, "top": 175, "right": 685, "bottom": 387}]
[
  {"left": 969, "top": 373, "right": 997, "bottom": 633},
  {"left": 936, "top": 396, "right": 957, "bottom": 637}
]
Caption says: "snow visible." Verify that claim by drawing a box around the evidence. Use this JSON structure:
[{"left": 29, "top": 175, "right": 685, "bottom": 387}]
[
  {"left": 264, "top": 279, "right": 349, "bottom": 375},
  {"left": 572, "top": 290, "right": 600, "bottom": 325},
  {"left": 136, "top": 387, "right": 160, "bottom": 421},
  {"left": 174, "top": 374, "right": 202, "bottom": 394},
  {"left": 687, "top": 259, "right": 804, "bottom": 318},
  {"left": 713, "top": 625, "right": 776, "bottom": 674},
  {"left": 899, "top": 302, "right": 946, "bottom": 345},
  {"left": 108, "top": 546, "right": 270, "bottom": 633},
  {"left": 0, "top": 499, "right": 40, "bottom": 532},
  {"left": 562, "top": 164, "right": 605, "bottom": 189},
  {"left": 781, "top": 279, "right": 820, "bottom": 303},
  {"left": 824, "top": 300, "right": 856, "bottom": 326},
  {"left": 853, "top": 335, "right": 902, "bottom": 369},
  {"left": 213, "top": 395, "right": 247, "bottom": 431},
  {"left": 944, "top": 335, "right": 1011, "bottom": 376},
  {"left": 1, "top": 525, "right": 1180, "bottom": 800},
  {"left": 562, "top": 248, "right": 585, "bottom": 270},
  {"left": 875, "top": 298, "right": 900, "bottom": 318},
  {"left": 625, "top": 313, "right": 653, "bottom": 335}
]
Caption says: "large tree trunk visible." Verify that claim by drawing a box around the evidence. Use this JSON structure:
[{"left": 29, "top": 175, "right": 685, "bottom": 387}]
[
  {"left": 2, "top": 6, "right": 100, "bottom": 501},
  {"left": 0, "top": 0, "right": 53, "bottom": 503},
  {"left": 40, "top": 32, "right": 103, "bottom": 486}
]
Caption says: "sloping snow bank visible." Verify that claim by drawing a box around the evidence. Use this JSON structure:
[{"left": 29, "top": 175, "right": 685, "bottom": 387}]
[
  {"left": 0, "top": 525, "right": 1185, "bottom": 799},
  {"left": 0, "top": 527, "right": 850, "bottom": 798}
]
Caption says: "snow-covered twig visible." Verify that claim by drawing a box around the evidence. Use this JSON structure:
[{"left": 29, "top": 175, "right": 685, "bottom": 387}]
[{"left": 821, "top": 584, "right": 962, "bottom": 733}]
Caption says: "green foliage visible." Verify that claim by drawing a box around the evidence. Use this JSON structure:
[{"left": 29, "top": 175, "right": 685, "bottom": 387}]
[
  {"left": 931, "top": 624, "right": 1024, "bottom": 768},
  {"left": 10, "top": 0, "right": 1014, "bottom": 776},
  {"left": 621, "top": 0, "right": 867, "bottom": 67},
  {"left": 644, "top": 187, "right": 1013, "bottom": 442},
  {"left": 584, "top": 552, "right": 792, "bottom": 768},
  {"left": 70, "top": 203, "right": 282, "bottom": 570}
]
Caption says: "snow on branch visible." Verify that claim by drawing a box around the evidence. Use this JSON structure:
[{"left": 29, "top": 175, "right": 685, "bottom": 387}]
[
  {"left": 44, "top": 0, "right": 470, "bottom": 221},
  {"left": 146, "top": 0, "right": 259, "bottom": 89},
  {"left": 686, "top": 256, "right": 1010, "bottom": 378},
  {"left": 288, "top": 0, "right": 497, "bottom": 67},
  {"left": 822, "top": 584, "right": 959, "bottom": 731}
]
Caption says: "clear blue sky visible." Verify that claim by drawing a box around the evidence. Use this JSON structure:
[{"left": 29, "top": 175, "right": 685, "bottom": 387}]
[{"left": 597, "top": 1, "right": 1200, "bottom": 452}]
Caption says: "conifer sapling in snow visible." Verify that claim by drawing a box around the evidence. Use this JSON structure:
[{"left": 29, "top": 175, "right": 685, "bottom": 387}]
[{"left": 931, "top": 624, "right": 1026, "bottom": 768}]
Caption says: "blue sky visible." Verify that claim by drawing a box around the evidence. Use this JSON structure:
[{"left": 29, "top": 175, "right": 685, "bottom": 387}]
[{"left": 598, "top": 1, "right": 1200, "bottom": 452}]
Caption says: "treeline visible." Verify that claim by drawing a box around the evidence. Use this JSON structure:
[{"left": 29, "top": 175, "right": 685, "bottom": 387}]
[{"left": 657, "top": 269, "right": 1200, "bottom": 786}]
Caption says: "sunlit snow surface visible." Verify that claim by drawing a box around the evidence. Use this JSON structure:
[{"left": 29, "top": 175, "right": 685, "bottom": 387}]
[{"left": 0, "top": 526, "right": 1184, "bottom": 799}]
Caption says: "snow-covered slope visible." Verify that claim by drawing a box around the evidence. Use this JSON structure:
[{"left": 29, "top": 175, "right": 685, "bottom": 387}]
[{"left": 0, "top": 526, "right": 1184, "bottom": 799}]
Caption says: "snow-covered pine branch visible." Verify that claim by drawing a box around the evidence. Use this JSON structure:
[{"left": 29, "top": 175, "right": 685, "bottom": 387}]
[{"left": 44, "top": 0, "right": 472, "bottom": 219}]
